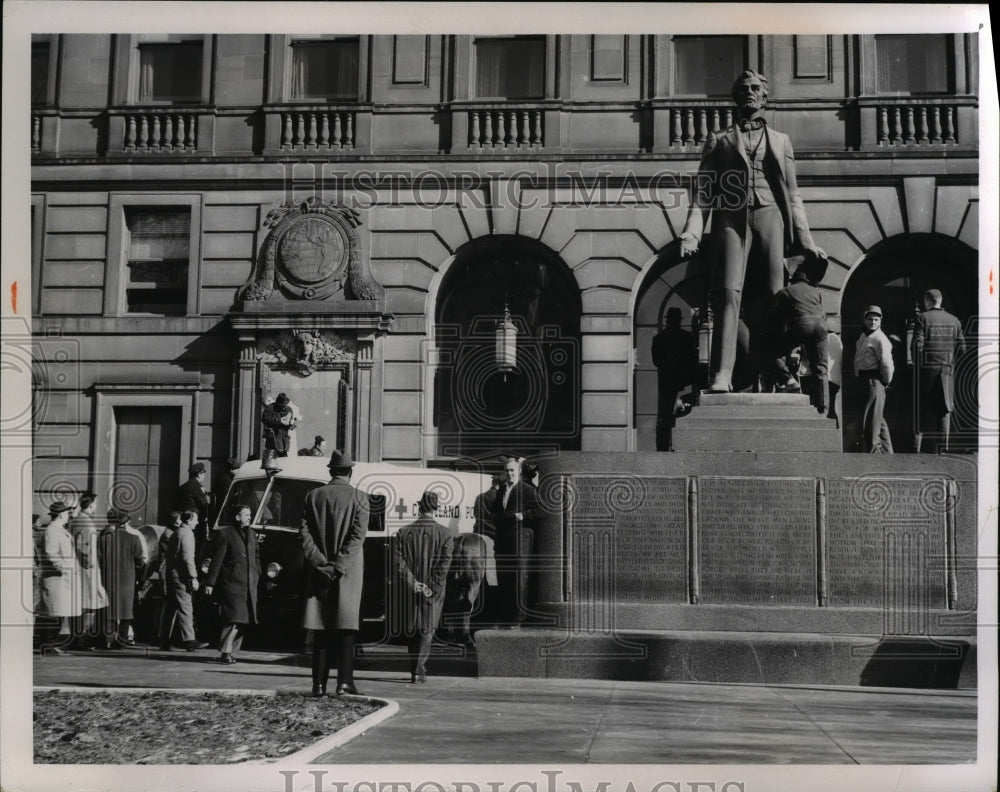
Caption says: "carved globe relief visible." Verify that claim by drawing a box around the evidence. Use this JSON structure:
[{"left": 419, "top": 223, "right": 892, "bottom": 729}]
[{"left": 276, "top": 215, "right": 349, "bottom": 299}]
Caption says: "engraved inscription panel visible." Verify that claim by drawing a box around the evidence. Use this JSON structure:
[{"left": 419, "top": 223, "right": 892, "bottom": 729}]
[
  {"left": 569, "top": 476, "right": 688, "bottom": 604},
  {"left": 826, "top": 478, "right": 948, "bottom": 612},
  {"left": 699, "top": 477, "right": 816, "bottom": 604}
]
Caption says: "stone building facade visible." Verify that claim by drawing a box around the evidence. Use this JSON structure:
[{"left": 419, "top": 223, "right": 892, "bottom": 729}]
[{"left": 30, "top": 33, "right": 980, "bottom": 520}]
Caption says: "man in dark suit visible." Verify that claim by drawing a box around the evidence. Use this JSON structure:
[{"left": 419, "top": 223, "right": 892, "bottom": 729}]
[
  {"left": 177, "top": 462, "right": 210, "bottom": 552},
  {"left": 492, "top": 457, "right": 539, "bottom": 628},
  {"left": 204, "top": 503, "right": 260, "bottom": 664},
  {"left": 298, "top": 435, "right": 327, "bottom": 457},
  {"left": 393, "top": 490, "right": 455, "bottom": 683},
  {"left": 299, "top": 449, "right": 369, "bottom": 696},
  {"left": 912, "top": 289, "right": 967, "bottom": 453},
  {"left": 651, "top": 307, "right": 698, "bottom": 451},
  {"left": 679, "top": 69, "right": 827, "bottom": 393}
]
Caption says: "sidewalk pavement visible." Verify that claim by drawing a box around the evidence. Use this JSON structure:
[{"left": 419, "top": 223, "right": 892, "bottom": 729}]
[{"left": 32, "top": 645, "right": 977, "bottom": 765}]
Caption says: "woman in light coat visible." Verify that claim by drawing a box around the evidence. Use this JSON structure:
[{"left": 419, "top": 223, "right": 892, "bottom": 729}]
[{"left": 37, "top": 500, "right": 82, "bottom": 649}]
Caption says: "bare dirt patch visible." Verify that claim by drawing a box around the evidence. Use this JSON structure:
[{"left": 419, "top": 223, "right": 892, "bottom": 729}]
[{"left": 34, "top": 689, "right": 384, "bottom": 764}]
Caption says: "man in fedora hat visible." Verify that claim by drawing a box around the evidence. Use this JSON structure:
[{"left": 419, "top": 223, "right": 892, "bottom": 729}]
[
  {"left": 912, "top": 288, "right": 966, "bottom": 453},
  {"left": 393, "top": 490, "right": 455, "bottom": 683},
  {"left": 299, "top": 449, "right": 369, "bottom": 696},
  {"left": 178, "top": 461, "right": 211, "bottom": 552},
  {"left": 96, "top": 508, "right": 146, "bottom": 649},
  {"left": 853, "top": 305, "right": 895, "bottom": 453},
  {"left": 262, "top": 393, "right": 295, "bottom": 457}
]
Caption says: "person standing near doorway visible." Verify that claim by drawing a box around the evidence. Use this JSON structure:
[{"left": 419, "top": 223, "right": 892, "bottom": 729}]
[
  {"left": 912, "top": 289, "right": 966, "bottom": 453},
  {"left": 492, "top": 457, "right": 539, "bottom": 628},
  {"left": 853, "top": 305, "right": 894, "bottom": 453}
]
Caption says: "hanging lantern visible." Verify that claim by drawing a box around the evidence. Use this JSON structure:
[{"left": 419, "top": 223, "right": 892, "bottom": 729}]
[{"left": 495, "top": 301, "right": 517, "bottom": 375}]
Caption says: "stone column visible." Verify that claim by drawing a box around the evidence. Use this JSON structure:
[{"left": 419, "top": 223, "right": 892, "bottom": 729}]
[
  {"left": 353, "top": 335, "right": 374, "bottom": 461},
  {"left": 233, "top": 337, "right": 260, "bottom": 462}
]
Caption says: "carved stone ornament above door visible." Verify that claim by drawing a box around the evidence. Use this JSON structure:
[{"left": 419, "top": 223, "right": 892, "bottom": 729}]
[{"left": 237, "top": 198, "right": 381, "bottom": 304}]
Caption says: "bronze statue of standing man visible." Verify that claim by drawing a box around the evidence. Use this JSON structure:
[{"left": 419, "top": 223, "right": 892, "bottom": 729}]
[{"left": 679, "top": 70, "right": 826, "bottom": 393}]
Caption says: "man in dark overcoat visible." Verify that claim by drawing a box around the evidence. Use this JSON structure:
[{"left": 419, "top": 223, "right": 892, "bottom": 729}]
[
  {"left": 262, "top": 393, "right": 293, "bottom": 457},
  {"left": 492, "top": 457, "right": 539, "bottom": 628},
  {"left": 96, "top": 508, "right": 145, "bottom": 649},
  {"left": 177, "top": 462, "right": 211, "bottom": 553},
  {"left": 204, "top": 503, "right": 260, "bottom": 664},
  {"left": 394, "top": 490, "right": 455, "bottom": 683},
  {"left": 651, "top": 307, "right": 698, "bottom": 451},
  {"left": 912, "top": 288, "right": 967, "bottom": 453},
  {"left": 299, "top": 449, "right": 369, "bottom": 696},
  {"left": 69, "top": 491, "right": 108, "bottom": 648}
]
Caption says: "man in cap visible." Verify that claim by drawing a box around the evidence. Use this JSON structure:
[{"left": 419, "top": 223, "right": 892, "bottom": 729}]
[
  {"left": 262, "top": 393, "right": 295, "bottom": 457},
  {"left": 678, "top": 69, "right": 827, "bottom": 393},
  {"left": 912, "top": 289, "right": 966, "bottom": 453},
  {"left": 96, "top": 508, "right": 146, "bottom": 649},
  {"left": 37, "top": 500, "right": 82, "bottom": 651},
  {"left": 853, "top": 305, "right": 895, "bottom": 453},
  {"left": 299, "top": 449, "right": 369, "bottom": 696},
  {"left": 393, "top": 490, "right": 455, "bottom": 683},
  {"left": 299, "top": 435, "right": 327, "bottom": 457}
]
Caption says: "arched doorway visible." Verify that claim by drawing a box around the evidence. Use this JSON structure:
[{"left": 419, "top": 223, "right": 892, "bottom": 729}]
[
  {"left": 434, "top": 235, "right": 581, "bottom": 460},
  {"left": 633, "top": 247, "right": 708, "bottom": 452},
  {"left": 839, "top": 234, "right": 977, "bottom": 453}
]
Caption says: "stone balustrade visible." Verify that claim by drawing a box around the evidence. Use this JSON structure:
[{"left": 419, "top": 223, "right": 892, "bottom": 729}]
[
  {"left": 665, "top": 105, "right": 735, "bottom": 147},
  {"left": 279, "top": 110, "right": 356, "bottom": 150},
  {"left": 876, "top": 102, "right": 957, "bottom": 145},
  {"left": 120, "top": 110, "right": 199, "bottom": 153},
  {"left": 467, "top": 107, "right": 544, "bottom": 149}
]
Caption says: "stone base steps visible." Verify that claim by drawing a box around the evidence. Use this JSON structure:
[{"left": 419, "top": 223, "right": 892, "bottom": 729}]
[
  {"left": 474, "top": 629, "right": 977, "bottom": 689},
  {"left": 674, "top": 392, "right": 841, "bottom": 452}
]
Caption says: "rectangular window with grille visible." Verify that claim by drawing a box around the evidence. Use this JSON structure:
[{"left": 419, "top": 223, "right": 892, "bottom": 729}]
[
  {"left": 674, "top": 36, "right": 747, "bottom": 96},
  {"left": 876, "top": 34, "right": 951, "bottom": 94},
  {"left": 139, "top": 40, "right": 203, "bottom": 103},
  {"left": 290, "top": 38, "right": 360, "bottom": 100},
  {"left": 475, "top": 36, "right": 545, "bottom": 99},
  {"left": 124, "top": 207, "right": 190, "bottom": 314}
]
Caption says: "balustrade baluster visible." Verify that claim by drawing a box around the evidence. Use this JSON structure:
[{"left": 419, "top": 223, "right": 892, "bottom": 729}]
[
  {"left": 125, "top": 115, "right": 137, "bottom": 151},
  {"left": 306, "top": 113, "right": 318, "bottom": 148},
  {"left": 724, "top": 109, "right": 733, "bottom": 128},
  {"left": 188, "top": 115, "right": 197, "bottom": 150},
  {"left": 165, "top": 116, "right": 175, "bottom": 151},
  {"left": 332, "top": 113, "right": 343, "bottom": 149},
  {"left": 150, "top": 115, "right": 162, "bottom": 150},
  {"left": 892, "top": 107, "right": 902, "bottom": 144},
  {"left": 319, "top": 113, "right": 330, "bottom": 147},
  {"left": 295, "top": 113, "right": 305, "bottom": 148},
  {"left": 929, "top": 106, "right": 942, "bottom": 143},
  {"left": 696, "top": 109, "right": 708, "bottom": 144},
  {"left": 470, "top": 112, "right": 481, "bottom": 147},
  {"left": 710, "top": 109, "right": 720, "bottom": 134},
  {"left": 138, "top": 116, "right": 149, "bottom": 150},
  {"left": 878, "top": 107, "right": 888, "bottom": 144},
  {"left": 496, "top": 112, "right": 506, "bottom": 148},
  {"left": 916, "top": 106, "right": 928, "bottom": 143},
  {"left": 533, "top": 111, "right": 542, "bottom": 146},
  {"left": 943, "top": 107, "right": 955, "bottom": 142},
  {"left": 32, "top": 115, "right": 41, "bottom": 153},
  {"left": 282, "top": 113, "right": 293, "bottom": 149},
  {"left": 671, "top": 109, "right": 681, "bottom": 146},
  {"left": 484, "top": 112, "right": 494, "bottom": 147},
  {"left": 176, "top": 115, "right": 186, "bottom": 151},
  {"left": 505, "top": 111, "right": 514, "bottom": 146},
  {"left": 903, "top": 107, "right": 915, "bottom": 143},
  {"left": 684, "top": 109, "right": 694, "bottom": 145},
  {"left": 520, "top": 111, "right": 529, "bottom": 146},
  {"left": 344, "top": 113, "right": 354, "bottom": 148}
]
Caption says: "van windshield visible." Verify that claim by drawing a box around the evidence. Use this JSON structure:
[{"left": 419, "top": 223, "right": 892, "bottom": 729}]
[{"left": 217, "top": 478, "right": 271, "bottom": 527}]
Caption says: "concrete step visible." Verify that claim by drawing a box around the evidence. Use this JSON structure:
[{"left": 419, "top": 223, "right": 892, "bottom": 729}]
[
  {"left": 679, "top": 416, "right": 834, "bottom": 431},
  {"left": 700, "top": 392, "right": 812, "bottom": 406},
  {"left": 474, "top": 629, "right": 977, "bottom": 688},
  {"left": 688, "top": 405, "right": 825, "bottom": 419},
  {"left": 673, "top": 425, "right": 841, "bottom": 452}
]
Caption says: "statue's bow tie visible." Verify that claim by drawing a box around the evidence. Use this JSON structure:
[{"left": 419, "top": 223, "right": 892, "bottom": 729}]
[{"left": 739, "top": 118, "right": 765, "bottom": 132}]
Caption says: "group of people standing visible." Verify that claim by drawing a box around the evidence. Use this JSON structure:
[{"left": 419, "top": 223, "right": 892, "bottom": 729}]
[{"left": 33, "top": 494, "right": 146, "bottom": 652}]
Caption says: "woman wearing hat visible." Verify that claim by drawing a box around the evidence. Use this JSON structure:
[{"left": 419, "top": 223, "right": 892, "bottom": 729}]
[
  {"left": 37, "top": 500, "right": 83, "bottom": 650},
  {"left": 393, "top": 490, "right": 455, "bottom": 683}
]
